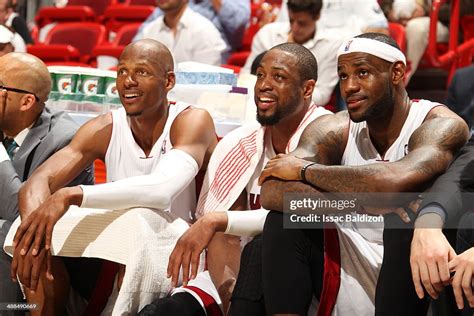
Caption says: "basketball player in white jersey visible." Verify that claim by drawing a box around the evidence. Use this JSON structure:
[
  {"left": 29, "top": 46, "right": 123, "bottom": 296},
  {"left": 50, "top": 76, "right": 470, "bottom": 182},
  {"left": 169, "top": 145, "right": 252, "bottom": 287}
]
[
  {"left": 140, "top": 43, "right": 332, "bottom": 316},
  {"left": 257, "top": 32, "right": 470, "bottom": 315},
  {"left": 9, "top": 39, "right": 218, "bottom": 315}
]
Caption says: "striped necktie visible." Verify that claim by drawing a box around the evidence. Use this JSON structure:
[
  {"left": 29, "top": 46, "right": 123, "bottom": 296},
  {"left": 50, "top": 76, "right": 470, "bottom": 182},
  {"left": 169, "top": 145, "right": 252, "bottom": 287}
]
[{"left": 3, "top": 138, "right": 19, "bottom": 159}]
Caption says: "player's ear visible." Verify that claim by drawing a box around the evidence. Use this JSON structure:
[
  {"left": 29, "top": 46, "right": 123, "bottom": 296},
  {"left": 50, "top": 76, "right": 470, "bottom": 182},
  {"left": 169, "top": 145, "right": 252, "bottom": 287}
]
[
  {"left": 391, "top": 61, "right": 406, "bottom": 84},
  {"left": 303, "top": 79, "right": 316, "bottom": 100},
  {"left": 166, "top": 71, "right": 176, "bottom": 91}
]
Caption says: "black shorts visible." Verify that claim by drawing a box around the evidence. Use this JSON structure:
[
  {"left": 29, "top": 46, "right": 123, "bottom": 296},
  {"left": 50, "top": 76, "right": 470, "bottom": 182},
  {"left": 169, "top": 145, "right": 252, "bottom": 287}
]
[{"left": 62, "top": 257, "right": 103, "bottom": 301}]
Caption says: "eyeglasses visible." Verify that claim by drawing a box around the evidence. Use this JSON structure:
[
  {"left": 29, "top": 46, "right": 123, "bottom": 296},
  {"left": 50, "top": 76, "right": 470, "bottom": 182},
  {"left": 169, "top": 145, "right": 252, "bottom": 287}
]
[{"left": 0, "top": 85, "right": 39, "bottom": 101}]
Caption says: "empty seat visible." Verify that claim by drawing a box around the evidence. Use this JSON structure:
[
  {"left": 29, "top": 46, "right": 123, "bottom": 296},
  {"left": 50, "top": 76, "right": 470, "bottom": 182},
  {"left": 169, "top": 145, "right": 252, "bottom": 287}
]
[
  {"left": 35, "top": 6, "right": 96, "bottom": 29},
  {"left": 30, "top": 22, "right": 107, "bottom": 63},
  {"left": 388, "top": 22, "right": 406, "bottom": 53},
  {"left": 67, "top": 0, "right": 117, "bottom": 16},
  {"left": 92, "top": 23, "right": 141, "bottom": 64},
  {"left": 27, "top": 44, "right": 81, "bottom": 62},
  {"left": 124, "top": 0, "right": 157, "bottom": 5},
  {"left": 101, "top": 5, "right": 154, "bottom": 34}
]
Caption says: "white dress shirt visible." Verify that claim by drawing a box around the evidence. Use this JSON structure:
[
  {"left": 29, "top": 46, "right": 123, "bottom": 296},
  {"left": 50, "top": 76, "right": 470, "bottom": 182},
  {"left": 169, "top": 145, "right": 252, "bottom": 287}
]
[
  {"left": 141, "top": 6, "right": 227, "bottom": 66},
  {"left": 242, "top": 22, "right": 343, "bottom": 106},
  {"left": 0, "top": 127, "right": 29, "bottom": 163}
]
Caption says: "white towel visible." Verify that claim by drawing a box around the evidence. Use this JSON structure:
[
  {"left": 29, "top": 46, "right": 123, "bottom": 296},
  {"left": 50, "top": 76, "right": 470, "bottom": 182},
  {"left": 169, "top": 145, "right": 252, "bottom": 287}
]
[
  {"left": 196, "top": 103, "right": 332, "bottom": 216},
  {"left": 4, "top": 206, "right": 191, "bottom": 315}
]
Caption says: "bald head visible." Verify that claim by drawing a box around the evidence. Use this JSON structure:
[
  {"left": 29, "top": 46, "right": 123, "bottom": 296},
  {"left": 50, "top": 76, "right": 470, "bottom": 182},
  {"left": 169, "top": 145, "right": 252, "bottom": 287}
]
[
  {"left": 120, "top": 39, "right": 174, "bottom": 72},
  {"left": 0, "top": 52, "right": 52, "bottom": 103}
]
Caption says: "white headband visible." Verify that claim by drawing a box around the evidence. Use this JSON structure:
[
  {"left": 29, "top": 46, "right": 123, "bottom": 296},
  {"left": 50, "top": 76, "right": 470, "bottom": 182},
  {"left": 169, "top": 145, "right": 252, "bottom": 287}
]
[{"left": 337, "top": 38, "right": 406, "bottom": 65}]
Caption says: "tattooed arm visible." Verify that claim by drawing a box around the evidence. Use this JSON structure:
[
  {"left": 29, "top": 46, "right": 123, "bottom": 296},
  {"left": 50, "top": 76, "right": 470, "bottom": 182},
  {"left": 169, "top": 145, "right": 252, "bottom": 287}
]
[
  {"left": 260, "top": 107, "right": 469, "bottom": 211},
  {"left": 260, "top": 111, "right": 349, "bottom": 210}
]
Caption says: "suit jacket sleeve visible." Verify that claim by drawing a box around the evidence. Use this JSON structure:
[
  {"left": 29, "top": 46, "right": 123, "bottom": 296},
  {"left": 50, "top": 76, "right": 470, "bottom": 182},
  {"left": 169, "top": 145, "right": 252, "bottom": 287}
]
[
  {"left": 0, "top": 160, "right": 23, "bottom": 222},
  {"left": 419, "top": 139, "right": 474, "bottom": 227}
]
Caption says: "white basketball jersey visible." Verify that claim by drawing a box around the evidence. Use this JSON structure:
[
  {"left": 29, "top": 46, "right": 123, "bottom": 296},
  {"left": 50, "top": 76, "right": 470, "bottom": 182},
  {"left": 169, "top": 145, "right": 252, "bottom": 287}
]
[
  {"left": 332, "top": 99, "right": 441, "bottom": 316},
  {"left": 341, "top": 99, "right": 440, "bottom": 242},
  {"left": 105, "top": 102, "right": 197, "bottom": 222}
]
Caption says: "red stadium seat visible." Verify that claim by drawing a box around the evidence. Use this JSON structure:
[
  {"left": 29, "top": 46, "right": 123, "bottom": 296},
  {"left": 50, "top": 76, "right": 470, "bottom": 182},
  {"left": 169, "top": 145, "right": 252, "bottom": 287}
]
[
  {"left": 124, "top": 0, "right": 157, "bottom": 5},
  {"left": 418, "top": 0, "right": 474, "bottom": 84},
  {"left": 241, "top": 23, "right": 260, "bottom": 52},
  {"left": 221, "top": 64, "right": 242, "bottom": 74},
  {"left": 94, "top": 160, "right": 107, "bottom": 184},
  {"left": 38, "top": 22, "right": 107, "bottom": 63},
  {"left": 461, "top": 15, "right": 474, "bottom": 41},
  {"left": 101, "top": 5, "right": 154, "bottom": 34},
  {"left": 227, "top": 51, "right": 251, "bottom": 67},
  {"left": 91, "top": 23, "right": 141, "bottom": 65},
  {"left": 388, "top": 22, "right": 406, "bottom": 53},
  {"left": 113, "top": 23, "right": 141, "bottom": 45},
  {"left": 35, "top": 6, "right": 95, "bottom": 29},
  {"left": 27, "top": 44, "right": 81, "bottom": 62},
  {"left": 45, "top": 61, "right": 93, "bottom": 67},
  {"left": 67, "top": 0, "right": 117, "bottom": 16}
]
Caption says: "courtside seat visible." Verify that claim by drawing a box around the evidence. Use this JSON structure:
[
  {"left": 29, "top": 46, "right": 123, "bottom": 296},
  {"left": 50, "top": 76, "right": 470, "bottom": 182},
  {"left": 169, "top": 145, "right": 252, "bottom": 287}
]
[
  {"left": 67, "top": 0, "right": 117, "bottom": 16},
  {"left": 35, "top": 6, "right": 96, "bottom": 29},
  {"left": 27, "top": 44, "right": 81, "bottom": 62},
  {"left": 43, "top": 22, "right": 107, "bottom": 63},
  {"left": 101, "top": 5, "right": 154, "bottom": 35}
]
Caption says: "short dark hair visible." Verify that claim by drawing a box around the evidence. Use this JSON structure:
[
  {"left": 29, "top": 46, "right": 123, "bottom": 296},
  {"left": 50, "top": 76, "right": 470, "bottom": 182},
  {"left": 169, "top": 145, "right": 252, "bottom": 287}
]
[
  {"left": 250, "top": 51, "right": 267, "bottom": 75},
  {"left": 269, "top": 42, "right": 318, "bottom": 82},
  {"left": 287, "top": 0, "right": 323, "bottom": 18},
  {"left": 355, "top": 32, "right": 401, "bottom": 51}
]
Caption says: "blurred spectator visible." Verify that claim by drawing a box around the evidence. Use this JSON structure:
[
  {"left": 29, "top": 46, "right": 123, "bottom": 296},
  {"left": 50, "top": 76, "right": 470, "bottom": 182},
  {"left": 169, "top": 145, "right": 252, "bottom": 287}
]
[
  {"left": 139, "top": 0, "right": 226, "bottom": 66},
  {"left": 0, "top": 0, "right": 32, "bottom": 44},
  {"left": 382, "top": 0, "right": 474, "bottom": 82},
  {"left": 242, "top": 0, "right": 343, "bottom": 107},
  {"left": 381, "top": 0, "right": 447, "bottom": 82},
  {"left": 134, "top": 0, "right": 250, "bottom": 60},
  {"left": 446, "top": 65, "right": 474, "bottom": 127},
  {"left": 0, "top": 24, "right": 25, "bottom": 56},
  {"left": 276, "top": 0, "right": 389, "bottom": 36}
]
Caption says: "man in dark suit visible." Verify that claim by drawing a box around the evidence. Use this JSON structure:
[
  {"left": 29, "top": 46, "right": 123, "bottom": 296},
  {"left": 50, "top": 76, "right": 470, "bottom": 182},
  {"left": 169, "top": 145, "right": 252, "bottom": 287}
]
[
  {"left": 411, "top": 139, "right": 474, "bottom": 315},
  {"left": 446, "top": 65, "right": 474, "bottom": 126},
  {"left": 0, "top": 52, "right": 93, "bottom": 315}
]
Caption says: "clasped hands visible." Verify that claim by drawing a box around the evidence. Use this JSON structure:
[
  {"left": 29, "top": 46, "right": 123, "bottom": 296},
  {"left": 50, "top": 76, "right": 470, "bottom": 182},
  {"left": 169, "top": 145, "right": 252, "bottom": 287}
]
[{"left": 11, "top": 188, "right": 72, "bottom": 291}]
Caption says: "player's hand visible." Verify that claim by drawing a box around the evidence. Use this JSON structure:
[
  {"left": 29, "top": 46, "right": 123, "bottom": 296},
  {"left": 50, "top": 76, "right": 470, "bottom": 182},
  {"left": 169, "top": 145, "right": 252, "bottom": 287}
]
[
  {"left": 410, "top": 214, "right": 455, "bottom": 300},
  {"left": 11, "top": 237, "right": 53, "bottom": 291},
  {"left": 259, "top": 154, "right": 309, "bottom": 185},
  {"left": 167, "top": 212, "right": 227, "bottom": 287},
  {"left": 449, "top": 247, "right": 474, "bottom": 309},
  {"left": 12, "top": 188, "right": 74, "bottom": 258},
  {"left": 361, "top": 206, "right": 411, "bottom": 223}
]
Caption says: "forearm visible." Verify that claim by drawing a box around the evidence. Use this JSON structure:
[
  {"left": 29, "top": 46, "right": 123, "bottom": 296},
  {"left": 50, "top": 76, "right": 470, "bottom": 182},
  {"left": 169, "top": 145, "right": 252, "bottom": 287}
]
[
  {"left": 306, "top": 164, "right": 391, "bottom": 192},
  {"left": 260, "top": 178, "right": 325, "bottom": 212},
  {"left": 18, "top": 172, "right": 52, "bottom": 218},
  {"left": 81, "top": 149, "right": 198, "bottom": 210}
]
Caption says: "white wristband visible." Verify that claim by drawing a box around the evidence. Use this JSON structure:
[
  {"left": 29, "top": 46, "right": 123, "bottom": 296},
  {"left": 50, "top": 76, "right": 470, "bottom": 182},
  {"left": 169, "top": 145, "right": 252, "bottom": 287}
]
[{"left": 224, "top": 208, "right": 269, "bottom": 237}]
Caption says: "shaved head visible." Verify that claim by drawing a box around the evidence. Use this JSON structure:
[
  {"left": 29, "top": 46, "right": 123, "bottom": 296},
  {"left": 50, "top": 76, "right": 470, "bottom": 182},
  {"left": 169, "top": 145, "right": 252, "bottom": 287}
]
[
  {"left": 120, "top": 39, "right": 174, "bottom": 72},
  {"left": 0, "top": 52, "right": 52, "bottom": 103}
]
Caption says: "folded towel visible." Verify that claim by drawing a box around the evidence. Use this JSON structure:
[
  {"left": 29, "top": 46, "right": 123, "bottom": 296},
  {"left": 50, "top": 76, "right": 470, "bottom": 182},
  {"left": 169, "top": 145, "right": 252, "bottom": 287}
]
[{"left": 197, "top": 103, "right": 331, "bottom": 216}]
